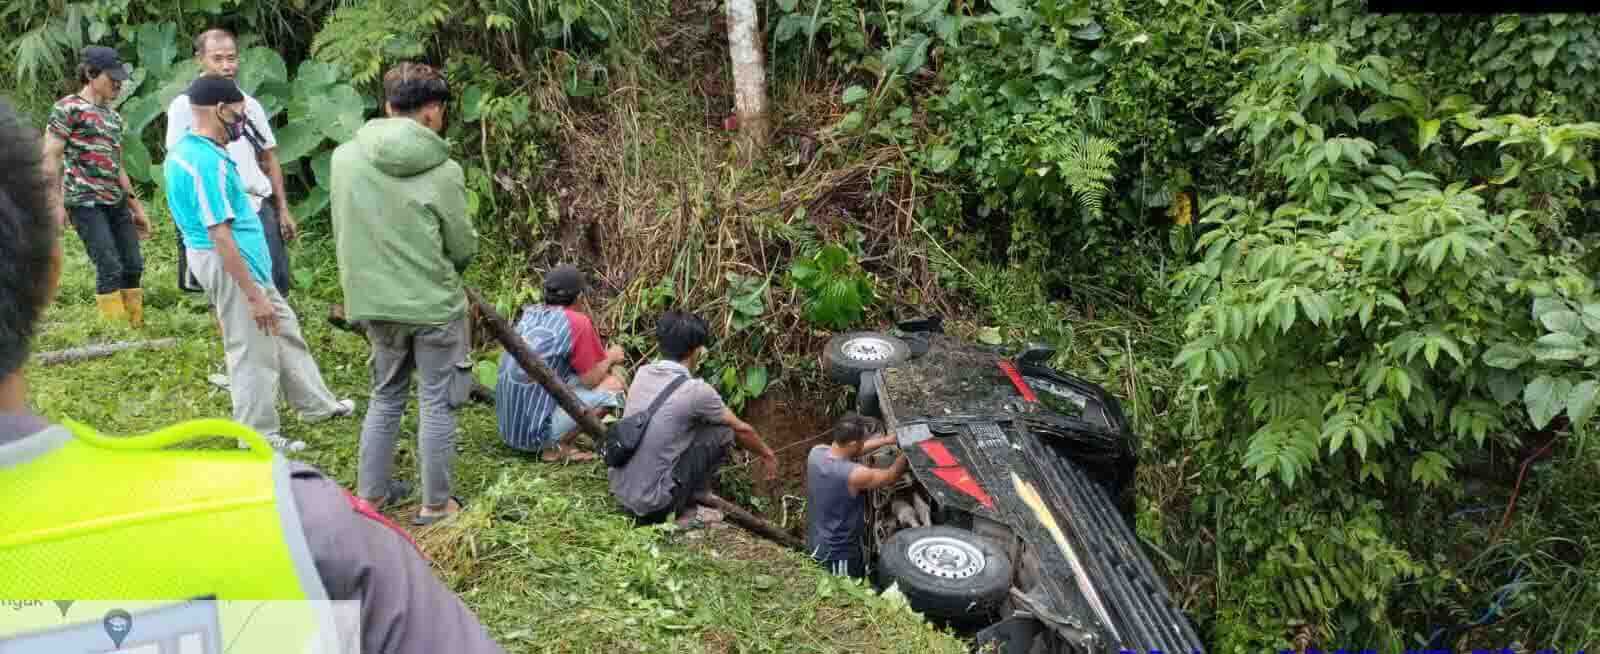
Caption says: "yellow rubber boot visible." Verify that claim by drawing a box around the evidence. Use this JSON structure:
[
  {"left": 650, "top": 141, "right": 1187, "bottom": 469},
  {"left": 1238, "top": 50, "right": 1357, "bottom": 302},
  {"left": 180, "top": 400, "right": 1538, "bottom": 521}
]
[
  {"left": 121, "top": 288, "right": 144, "bottom": 328},
  {"left": 95, "top": 292, "right": 126, "bottom": 322}
]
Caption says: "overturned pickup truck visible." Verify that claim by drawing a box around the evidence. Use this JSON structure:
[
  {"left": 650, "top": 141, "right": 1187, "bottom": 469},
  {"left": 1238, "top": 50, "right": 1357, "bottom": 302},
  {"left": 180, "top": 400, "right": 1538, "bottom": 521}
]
[{"left": 821, "top": 317, "right": 1205, "bottom": 653}]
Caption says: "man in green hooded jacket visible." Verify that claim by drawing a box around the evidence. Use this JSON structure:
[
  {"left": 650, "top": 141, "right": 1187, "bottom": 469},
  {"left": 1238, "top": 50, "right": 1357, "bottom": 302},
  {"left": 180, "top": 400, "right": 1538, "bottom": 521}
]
[{"left": 330, "top": 61, "right": 478, "bottom": 526}]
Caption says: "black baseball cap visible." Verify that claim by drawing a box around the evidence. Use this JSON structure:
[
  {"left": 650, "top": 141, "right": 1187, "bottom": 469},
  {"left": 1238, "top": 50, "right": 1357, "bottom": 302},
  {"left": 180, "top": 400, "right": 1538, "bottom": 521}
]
[
  {"left": 81, "top": 46, "right": 129, "bottom": 81},
  {"left": 186, "top": 76, "right": 244, "bottom": 107},
  {"left": 543, "top": 264, "right": 587, "bottom": 298}
]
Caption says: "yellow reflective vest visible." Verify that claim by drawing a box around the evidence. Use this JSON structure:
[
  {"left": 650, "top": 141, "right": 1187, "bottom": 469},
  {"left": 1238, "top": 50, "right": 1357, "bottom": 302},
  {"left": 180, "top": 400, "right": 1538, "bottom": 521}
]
[{"left": 0, "top": 419, "right": 341, "bottom": 653}]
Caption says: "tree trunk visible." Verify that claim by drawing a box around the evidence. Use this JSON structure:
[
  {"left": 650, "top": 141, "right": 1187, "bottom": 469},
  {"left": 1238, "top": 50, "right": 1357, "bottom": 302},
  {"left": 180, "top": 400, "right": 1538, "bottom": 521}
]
[{"left": 726, "top": 0, "right": 769, "bottom": 158}]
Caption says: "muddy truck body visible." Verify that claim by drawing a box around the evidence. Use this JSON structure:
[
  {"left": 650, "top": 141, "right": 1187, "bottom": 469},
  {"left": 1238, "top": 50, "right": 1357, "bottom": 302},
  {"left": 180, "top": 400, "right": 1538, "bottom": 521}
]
[{"left": 822, "top": 319, "right": 1205, "bottom": 653}]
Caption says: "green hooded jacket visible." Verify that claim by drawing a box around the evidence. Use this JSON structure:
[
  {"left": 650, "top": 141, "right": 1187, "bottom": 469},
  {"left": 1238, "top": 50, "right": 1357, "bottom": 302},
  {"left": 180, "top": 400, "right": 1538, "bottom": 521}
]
[{"left": 330, "top": 118, "right": 477, "bottom": 324}]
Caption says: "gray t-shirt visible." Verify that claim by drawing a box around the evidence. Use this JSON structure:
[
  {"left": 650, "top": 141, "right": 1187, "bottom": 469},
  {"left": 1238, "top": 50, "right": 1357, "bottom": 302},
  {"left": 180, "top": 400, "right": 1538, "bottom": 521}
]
[
  {"left": 805, "top": 445, "right": 865, "bottom": 562},
  {"left": 608, "top": 361, "right": 730, "bottom": 514}
]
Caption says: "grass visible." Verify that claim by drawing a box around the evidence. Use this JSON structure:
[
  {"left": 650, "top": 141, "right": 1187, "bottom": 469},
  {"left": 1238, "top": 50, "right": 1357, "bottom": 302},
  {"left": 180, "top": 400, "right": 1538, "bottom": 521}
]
[{"left": 27, "top": 211, "right": 967, "bottom": 654}]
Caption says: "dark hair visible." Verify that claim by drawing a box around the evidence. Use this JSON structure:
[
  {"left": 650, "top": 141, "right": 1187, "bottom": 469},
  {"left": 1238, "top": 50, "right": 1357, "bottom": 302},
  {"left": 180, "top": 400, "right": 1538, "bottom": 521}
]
[
  {"left": 75, "top": 64, "right": 103, "bottom": 85},
  {"left": 656, "top": 311, "right": 709, "bottom": 361},
  {"left": 383, "top": 62, "right": 450, "bottom": 114},
  {"left": 544, "top": 289, "right": 578, "bottom": 306},
  {"left": 194, "top": 28, "right": 236, "bottom": 56},
  {"left": 831, "top": 413, "right": 879, "bottom": 445},
  {"left": 0, "top": 100, "right": 59, "bottom": 379}
]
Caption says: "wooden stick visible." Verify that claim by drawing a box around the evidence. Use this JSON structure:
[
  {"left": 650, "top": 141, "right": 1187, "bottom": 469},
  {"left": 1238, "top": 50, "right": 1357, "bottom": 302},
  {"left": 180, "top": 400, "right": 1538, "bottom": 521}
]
[
  {"left": 33, "top": 338, "right": 178, "bottom": 366},
  {"left": 465, "top": 287, "right": 609, "bottom": 441},
  {"left": 698, "top": 492, "right": 805, "bottom": 552}
]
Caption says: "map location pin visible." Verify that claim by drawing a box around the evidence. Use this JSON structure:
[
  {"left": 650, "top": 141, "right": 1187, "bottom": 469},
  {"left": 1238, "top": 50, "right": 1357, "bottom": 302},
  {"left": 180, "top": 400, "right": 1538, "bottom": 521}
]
[
  {"left": 52, "top": 600, "right": 73, "bottom": 617},
  {"left": 103, "top": 609, "right": 132, "bottom": 648}
]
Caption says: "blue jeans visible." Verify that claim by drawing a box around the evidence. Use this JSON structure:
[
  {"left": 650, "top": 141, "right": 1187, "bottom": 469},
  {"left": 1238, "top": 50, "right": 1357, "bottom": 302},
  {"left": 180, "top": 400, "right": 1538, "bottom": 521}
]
[
  {"left": 548, "top": 386, "right": 623, "bottom": 445},
  {"left": 69, "top": 204, "right": 143, "bottom": 294}
]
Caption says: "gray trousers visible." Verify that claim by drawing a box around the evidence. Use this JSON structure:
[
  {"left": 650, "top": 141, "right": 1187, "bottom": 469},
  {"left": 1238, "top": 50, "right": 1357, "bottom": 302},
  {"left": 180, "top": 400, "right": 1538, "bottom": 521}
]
[
  {"left": 188, "top": 248, "right": 342, "bottom": 437},
  {"left": 357, "top": 318, "right": 471, "bottom": 508}
]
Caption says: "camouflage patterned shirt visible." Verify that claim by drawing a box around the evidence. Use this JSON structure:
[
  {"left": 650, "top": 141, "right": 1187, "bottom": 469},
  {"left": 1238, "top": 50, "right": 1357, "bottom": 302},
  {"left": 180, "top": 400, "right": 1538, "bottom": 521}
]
[{"left": 47, "top": 94, "right": 126, "bottom": 208}]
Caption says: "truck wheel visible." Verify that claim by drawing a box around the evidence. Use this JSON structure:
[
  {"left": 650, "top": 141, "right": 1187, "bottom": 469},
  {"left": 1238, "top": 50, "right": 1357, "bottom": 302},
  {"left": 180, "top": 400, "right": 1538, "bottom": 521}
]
[
  {"left": 825, "top": 332, "right": 910, "bottom": 386},
  {"left": 876, "top": 526, "right": 1012, "bottom": 624}
]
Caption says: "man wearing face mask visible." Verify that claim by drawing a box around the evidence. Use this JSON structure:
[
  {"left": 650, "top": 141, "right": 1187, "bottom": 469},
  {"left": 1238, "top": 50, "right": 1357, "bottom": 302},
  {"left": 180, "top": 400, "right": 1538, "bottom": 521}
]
[
  {"left": 166, "top": 28, "right": 298, "bottom": 302},
  {"left": 163, "top": 75, "right": 355, "bottom": 454}
]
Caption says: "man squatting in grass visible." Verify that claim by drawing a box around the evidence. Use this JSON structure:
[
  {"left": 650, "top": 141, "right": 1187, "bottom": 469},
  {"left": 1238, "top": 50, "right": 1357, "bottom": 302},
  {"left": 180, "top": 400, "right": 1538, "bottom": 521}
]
[
  {"left": 42, "top": 45, "right": 152, "bottom": 328},
  {"left": 496, "top": 264, "right": 626, "bottom": 464},
  {"left": 331, "top": 61, "right": 479, "bottom": 526},
  {"left": 0, "top": 96, "right": 507, "bottom": 654},
  {"left": 610, "top": 311, "right": 780, "bottom": 528},
  {"left": 806, "top": 413, "right": 909, "bottom": 578},
  {"left": 168, "top": 28, "right": 300, "bottom": 318},
  {"left": 163, "top": 76, "right": 355, "bottom": 454}
]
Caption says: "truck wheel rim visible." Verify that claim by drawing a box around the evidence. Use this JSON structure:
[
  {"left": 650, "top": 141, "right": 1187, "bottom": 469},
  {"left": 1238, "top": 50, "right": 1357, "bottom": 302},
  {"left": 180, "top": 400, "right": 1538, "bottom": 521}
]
[
  {"left": 908, "top": 536, "right": 985, "bottom": 579},
  {"left": 841, "top": 336, "right": 896, "bottom": 362}
]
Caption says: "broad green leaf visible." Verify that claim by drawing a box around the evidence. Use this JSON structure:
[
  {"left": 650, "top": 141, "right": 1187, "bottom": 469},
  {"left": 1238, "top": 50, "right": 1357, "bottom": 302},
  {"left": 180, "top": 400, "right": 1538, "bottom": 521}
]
[
  {"left": 1488, "top": 369, "right": 1523, "bottom": 406},
  {"left": 292, "top": 185, "right": 330, "bottom": 219},
  {"left": 1525, "top": 375, "right": 1569, "bottom": 429},
  {"left": 842, "top": 86, "right": 870, "bottom": 105},
  {"left": 312, "top": 150, "right": 333, "bottom": 185},
  {"left": 1533, "top": 332, "right": 1584, "bottom": 361},
  {"left": 901, "top": 34, "right": 933, "bottom": 74},
  {"left": 1532, "top": 45, "right": 1558, "bottom": 68},
  {"left": 1540, "top": 310, "right": 1586, "bottom": 336},
  {"left": 136, "top": 22, "right": 179, "bottom": 83},
  {"left": 1482, "top": 343, "right": 1530, "bottom": 369},
  {"left": 273, "top": 122, "right": 325, "bottom": 164},
  {"left": 122, "top": 138, "right": 153, "bottom": 183},
  {"left": 119, "top": 94, "right": 163, "bottom": 137},
  {"left": 1582, "top": 303, "right": 1600, "bottom": 332},
  {"left": 473, "top": 360, "right": 498, "bottom": 388},
  {"left": 835, "top": 111, "right": 863, "bottom": 133},
  {"left": 744, "top": 365, "right": 769, "bottom": 397},
  {"left": 236, "top": 46, "right": 289, "bottom": 97},
  {"left": 315, "top": 85, "right": 368, "bottom": 143},
  {"left": 926, "top": 146, "right": 958, "bottom": 173},
  {"left": 1325, "top": 139, "right": 1342, "bottom": 166},
  {"left": 460, "top": 85, "right": 486, "bottom": 123},
  {"left": 1417, "top": 118, "right": 1442, "bottom": 153},
  {"left": 1567, "top": 380, "right": 1600, "bottom": 428}
]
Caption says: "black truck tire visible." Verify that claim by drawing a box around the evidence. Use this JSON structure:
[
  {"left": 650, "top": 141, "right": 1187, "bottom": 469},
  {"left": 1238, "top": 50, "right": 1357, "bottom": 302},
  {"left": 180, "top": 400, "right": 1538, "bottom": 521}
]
[
  {"left": 824, "top": 332, "right": 911, "bottom": 386},
  {"left": 877, "top": 526, "right": 1013, "bottom": 624}
]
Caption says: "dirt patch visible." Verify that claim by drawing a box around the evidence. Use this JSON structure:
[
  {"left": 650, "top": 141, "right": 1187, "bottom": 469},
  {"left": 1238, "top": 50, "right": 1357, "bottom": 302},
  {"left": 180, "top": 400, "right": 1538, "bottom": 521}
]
[{"left": 742, "top": 390, "right": 835, "bottom": 489}]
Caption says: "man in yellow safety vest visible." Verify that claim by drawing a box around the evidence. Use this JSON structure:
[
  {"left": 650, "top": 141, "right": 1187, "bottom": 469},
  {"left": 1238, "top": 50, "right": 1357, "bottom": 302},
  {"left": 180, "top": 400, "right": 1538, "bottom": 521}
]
[{"left": 0, "top": 98, "right": 504, "bottom": 653}]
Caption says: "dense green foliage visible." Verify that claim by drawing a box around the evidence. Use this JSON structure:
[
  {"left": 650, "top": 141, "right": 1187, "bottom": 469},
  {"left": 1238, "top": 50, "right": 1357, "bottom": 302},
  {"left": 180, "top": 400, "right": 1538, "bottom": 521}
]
[{"left": 7, "top": 0, "right": 1600, "bottom": 647}]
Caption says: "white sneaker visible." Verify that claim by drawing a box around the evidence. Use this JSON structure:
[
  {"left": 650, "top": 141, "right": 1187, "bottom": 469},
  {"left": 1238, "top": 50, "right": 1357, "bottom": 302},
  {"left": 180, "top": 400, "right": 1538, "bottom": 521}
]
[
  {"left": 304, "top": 399, "right": 356, "bottom": 424},
  {"left": 265, "top": 433, "right": 307, "bottom": 453}
]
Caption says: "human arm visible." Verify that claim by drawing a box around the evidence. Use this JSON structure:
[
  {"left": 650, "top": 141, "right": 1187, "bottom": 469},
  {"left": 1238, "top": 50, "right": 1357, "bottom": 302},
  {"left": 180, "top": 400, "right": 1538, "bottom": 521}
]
[
  {"left": 287, "top": 463, "right": 508, "bottom": 654},
  {"left": 860, "top": 433, "right": 897, "bottom": 455},
  {"left": 207, "top": 222, "right": 278, "bottom": 334},
  {"left": 117, "top": 167, "right": 149, "bottom": 239},
  {"left": 41, "top": 132, "right": 67, "bottom": 228},
  {"left": 248, "top": 99, "right": 296, "bottom": 240},
  {"left": 436, "top": 163, "right": 478, "bottom": 274},
  {"left": 847, "top": 452, "right": 909, "bottom": 495},
  {"left": 569, "top": 313, "right": 623, "bottom": 388},
  {"left": 164, "top": 96, "right": 191, "bottom": 151},
  {"left": 719, "top": 407, "right": 778, "bottom": 480}
]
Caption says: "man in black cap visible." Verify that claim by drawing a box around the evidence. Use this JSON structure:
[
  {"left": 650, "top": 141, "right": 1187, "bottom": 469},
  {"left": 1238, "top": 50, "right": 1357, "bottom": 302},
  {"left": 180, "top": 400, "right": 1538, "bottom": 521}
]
[
  {"left": 42, "top": 45, "right": 151, "bottom": 328},
  {"left": 163, "top": 75, "right": 355, "bottom": 454},
  {"left": 496, "top": 264, "right": 627, "bottom": 463}
]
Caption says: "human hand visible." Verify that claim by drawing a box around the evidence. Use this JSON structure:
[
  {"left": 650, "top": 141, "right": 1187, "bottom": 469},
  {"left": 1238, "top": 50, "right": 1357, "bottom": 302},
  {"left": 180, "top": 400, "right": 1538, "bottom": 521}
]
[
  {"left": 249, "top": 293, "right": 279, "bottom": 335},
  {"left": 279, "top": 207, "right": 298, "bottom": 241},
  {"left": 129, "top": 200, "right": 151, "bottom": 240},
  {"left": 761, "top": 451, "right": 779, "bottom": 482},
  {"left": 52, "top": 204, "right": 68, "bottom": 230},
  {"left": 607, "top": 344, "right": 625, "bottom": 362}
]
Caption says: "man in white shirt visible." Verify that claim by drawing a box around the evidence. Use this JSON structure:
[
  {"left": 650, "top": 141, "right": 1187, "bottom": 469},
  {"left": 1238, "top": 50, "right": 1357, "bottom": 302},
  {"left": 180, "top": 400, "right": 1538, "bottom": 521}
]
[{"left": 166, "top": 28, "right": 298, "bottom": 300}]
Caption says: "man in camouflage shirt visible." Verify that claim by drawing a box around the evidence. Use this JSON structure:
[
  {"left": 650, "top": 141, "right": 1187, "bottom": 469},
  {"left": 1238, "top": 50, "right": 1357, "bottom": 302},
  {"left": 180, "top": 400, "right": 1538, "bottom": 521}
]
[{"left": 43, "top": 45, "right": 152, "bottom": 327}]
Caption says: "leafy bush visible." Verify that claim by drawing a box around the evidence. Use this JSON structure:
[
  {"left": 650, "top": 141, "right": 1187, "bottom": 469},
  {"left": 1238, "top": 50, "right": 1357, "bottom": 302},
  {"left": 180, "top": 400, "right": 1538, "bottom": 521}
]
[{"left": 789, "top": 244, "right": 875, "bottom": 330}]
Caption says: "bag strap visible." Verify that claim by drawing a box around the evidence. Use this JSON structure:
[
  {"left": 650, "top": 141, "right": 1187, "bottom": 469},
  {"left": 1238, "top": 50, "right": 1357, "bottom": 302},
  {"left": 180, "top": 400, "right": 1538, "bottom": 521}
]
[{"left": 642, "top": 374, "right": 690, "bottom": 418}]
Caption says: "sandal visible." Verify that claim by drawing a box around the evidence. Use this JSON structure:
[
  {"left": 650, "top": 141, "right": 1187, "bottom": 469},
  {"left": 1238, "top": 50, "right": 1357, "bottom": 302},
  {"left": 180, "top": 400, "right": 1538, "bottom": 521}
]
[
  {"left": 540, "top": 445, "right": 597, "bottom": 464},
  {"left": 412, "top": 496, "right": 466, "bottom": 526},
  {"left": 366, "top": 480, "right": 413, "bottom": 511}
]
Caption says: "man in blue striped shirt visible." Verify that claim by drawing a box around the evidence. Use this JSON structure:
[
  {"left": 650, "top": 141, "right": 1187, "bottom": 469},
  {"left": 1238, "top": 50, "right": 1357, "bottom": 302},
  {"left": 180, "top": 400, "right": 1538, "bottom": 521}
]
[{"left": 163, "top": 76, "right": 353, "bottom": 452}]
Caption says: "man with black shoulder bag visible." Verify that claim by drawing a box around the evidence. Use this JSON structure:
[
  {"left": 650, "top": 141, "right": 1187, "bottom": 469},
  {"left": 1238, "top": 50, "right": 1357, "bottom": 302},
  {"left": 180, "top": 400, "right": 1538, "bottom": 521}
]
[{"left": 608, "top": 311, "right": 778, "bottom": 528}]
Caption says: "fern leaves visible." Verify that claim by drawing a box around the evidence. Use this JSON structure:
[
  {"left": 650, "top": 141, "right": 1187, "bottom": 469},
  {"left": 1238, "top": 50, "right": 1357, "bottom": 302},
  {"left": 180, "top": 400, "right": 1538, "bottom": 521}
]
[{"left": 1061, "top": 133, "right": 1118, "bottom": 220}]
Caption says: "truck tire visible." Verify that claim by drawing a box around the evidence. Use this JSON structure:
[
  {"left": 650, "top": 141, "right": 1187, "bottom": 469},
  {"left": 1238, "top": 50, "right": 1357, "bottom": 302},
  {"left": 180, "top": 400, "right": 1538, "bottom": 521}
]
[
  {"left": 824, "top": 332, "right": 910, "bottom": 386},
  {"left": 877, "top": 526, "right": 1012, "bottom": 625}
]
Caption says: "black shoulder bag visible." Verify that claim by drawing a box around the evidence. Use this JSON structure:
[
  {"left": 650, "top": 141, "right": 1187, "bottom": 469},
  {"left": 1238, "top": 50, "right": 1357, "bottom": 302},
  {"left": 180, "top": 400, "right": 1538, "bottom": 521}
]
[{"left": 602, "top": 375, "right": 689, "bottom": 469}]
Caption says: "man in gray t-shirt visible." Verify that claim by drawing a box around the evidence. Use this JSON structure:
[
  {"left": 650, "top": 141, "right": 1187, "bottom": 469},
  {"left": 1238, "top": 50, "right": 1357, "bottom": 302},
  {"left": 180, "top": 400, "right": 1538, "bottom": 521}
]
[
  {"left": 608, "top": 311, "right": 778, "bottom": 526},
  {"left": 806, "top": 414, "right": 907, "bottom": 577}
]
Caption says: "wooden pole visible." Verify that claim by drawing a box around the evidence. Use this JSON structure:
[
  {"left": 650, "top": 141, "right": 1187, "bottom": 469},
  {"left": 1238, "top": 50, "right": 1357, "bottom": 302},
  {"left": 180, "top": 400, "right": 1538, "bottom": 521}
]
[
  {"left": 699, "top": 492, "right": 804, "bottom": 552},
  {"left": 33, "top": 338, "right": 179, "bottom": 366},
  {"left": 466, "top": 287, "right": 608, "bottom": 441}
]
